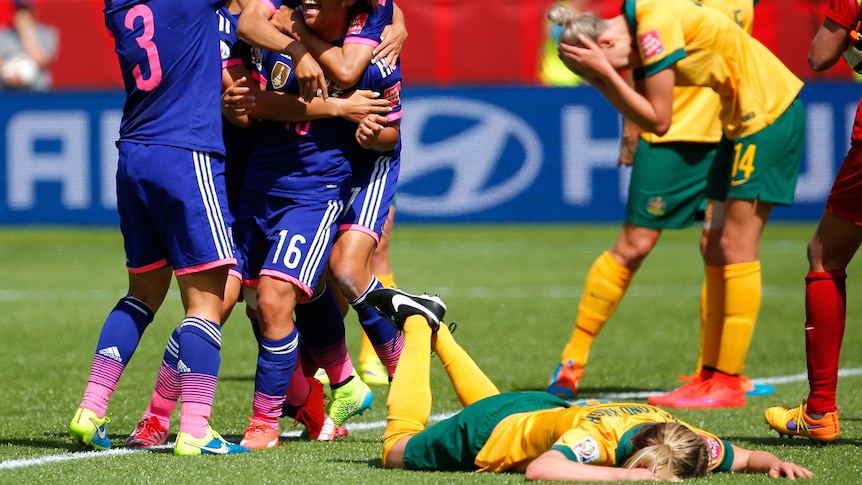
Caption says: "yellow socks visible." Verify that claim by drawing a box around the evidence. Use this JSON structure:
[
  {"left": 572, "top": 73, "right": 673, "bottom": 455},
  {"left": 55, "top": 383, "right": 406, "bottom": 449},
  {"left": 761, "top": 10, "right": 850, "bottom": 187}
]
[
  {"left": 700, "top": 265, "right": 725, "bottom": 370},
  {"left": 715, "top": 261, "right": 761, "bottom": 375},
  {"left": 375, "top": 272, "right": 396, "bottom": 290},
  {"left": 560, "top": 251, "right": 633, "bottom": 364},
  {"left": 432, "top": 323, "right": 499, "bottom": 407},
  {"left": 382, "top": 316, "right": 432, "bottom": 465}
]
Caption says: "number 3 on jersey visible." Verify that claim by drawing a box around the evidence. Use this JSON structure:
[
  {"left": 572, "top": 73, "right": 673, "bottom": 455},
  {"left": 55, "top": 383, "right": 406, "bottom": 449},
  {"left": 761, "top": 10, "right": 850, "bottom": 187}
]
[{"left": 125, "top": 5, "right": 163, "bottom": 91}]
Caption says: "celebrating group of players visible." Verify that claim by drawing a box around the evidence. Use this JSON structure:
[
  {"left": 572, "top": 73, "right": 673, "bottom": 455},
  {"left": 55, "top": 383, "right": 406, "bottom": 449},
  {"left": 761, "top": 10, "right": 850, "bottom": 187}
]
[{"left": 64, "top": 0, "right": 860, "bottom": 480}]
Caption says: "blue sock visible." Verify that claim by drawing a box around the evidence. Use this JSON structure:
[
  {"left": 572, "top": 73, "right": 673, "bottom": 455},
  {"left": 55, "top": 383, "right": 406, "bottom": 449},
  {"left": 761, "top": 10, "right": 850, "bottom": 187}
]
[
  {"left": 351, "top": 277, "right": 396, "bottom": 344},
  {"left": 255, "top": 328, "right": 299, "bottom": 396},
  {"left": 177, "top": 317, "right": 222, "bottom": 378},
  {"left": 295, "top": 285, "right": 345, "bottom": 351},
  {"left": 94, "top": 296, "right": 155, "bottom": 365}
]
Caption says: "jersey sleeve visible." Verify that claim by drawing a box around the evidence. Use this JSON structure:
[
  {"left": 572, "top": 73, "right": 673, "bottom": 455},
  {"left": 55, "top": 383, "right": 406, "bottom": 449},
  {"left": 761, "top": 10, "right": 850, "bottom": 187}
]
[
  {"left": 550, "top": 428, "right": 616, "bottom": 467},
  {"left": 344, "top": 0, "right": 394, "bottom": 46},
  {"left": 825, "top": 0, "right": 862, "bottom": 31},
  {"left": 634, "top": 10, "right": 686, "bottom": 79}
]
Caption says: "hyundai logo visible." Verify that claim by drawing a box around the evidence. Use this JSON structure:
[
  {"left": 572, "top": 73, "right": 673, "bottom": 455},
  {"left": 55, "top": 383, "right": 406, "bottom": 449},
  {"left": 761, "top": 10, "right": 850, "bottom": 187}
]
[{"left": 398, "top": 97, "right": 543, "bottom": 217}]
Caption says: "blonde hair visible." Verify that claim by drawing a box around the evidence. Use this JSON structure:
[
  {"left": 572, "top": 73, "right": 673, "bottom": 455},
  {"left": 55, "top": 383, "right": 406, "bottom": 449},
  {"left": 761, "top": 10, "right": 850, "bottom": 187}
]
[
  {"left": 622, "top": 423, "right": 711, "bottom": 480},
  {"left": 546, "top": 5, "right": 609, "bottom": 47}
]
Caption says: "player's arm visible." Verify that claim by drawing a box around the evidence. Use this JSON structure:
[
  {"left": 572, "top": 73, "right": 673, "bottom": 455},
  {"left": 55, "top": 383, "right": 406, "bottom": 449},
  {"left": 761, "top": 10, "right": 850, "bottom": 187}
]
[
  {"left": 372, "top": 2, "right": 407, "bottom": 66},
  {"left": 809, "top": 17, "right": 852, "bottom": 71},
  {"left": 355, "top": 117, "right": 399, "bottom": 151},
  {"left": 221, "top": 62, "right": 390, "bottom": 124},
  {"left": 222, "top": 66, "right": 258, "bottom": 128},
  {"left": 727, "top": 444, "right": 814, "bottom": 479},
  {"left": 524, "top": 449, "right": 662, "bottom": 482},
  {"left": 237, "top": 1, "right": 326, "bottom": 102},
  {"left": 252, "top": 89, "right": 391, "bottom": 123},
  {"left": 271, "top": 5, "right": 406, "bottom": 88},
  {"left": 559, "top": 36, "right": 673, "bottom": 136}
]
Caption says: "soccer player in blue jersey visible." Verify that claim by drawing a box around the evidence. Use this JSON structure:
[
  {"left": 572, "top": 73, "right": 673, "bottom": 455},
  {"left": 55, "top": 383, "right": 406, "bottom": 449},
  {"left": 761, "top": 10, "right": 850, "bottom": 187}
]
[
  {"left": 121, "top": 0, "right": 395, "bottom": 449},
  {"left": 224, "top": 0, "right": 412, "bottom": 449},
  {"left": 69, "top": 0, "right": 249, "bottom": 456}
]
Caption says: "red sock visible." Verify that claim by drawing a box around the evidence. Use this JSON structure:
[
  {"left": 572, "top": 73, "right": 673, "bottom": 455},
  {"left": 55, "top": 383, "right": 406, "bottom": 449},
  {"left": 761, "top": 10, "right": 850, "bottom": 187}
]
[{"left": 804, "top": 271, "right": 846, "bottom": 414}]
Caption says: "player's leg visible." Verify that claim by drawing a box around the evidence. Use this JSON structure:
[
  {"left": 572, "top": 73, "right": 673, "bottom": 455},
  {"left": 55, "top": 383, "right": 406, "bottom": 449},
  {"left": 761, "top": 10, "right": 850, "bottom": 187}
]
[
  {"left": 295, "top": 282, "right": 373, "bottom": 427},
  {"left": 382, "top": 315, "right": 435, "bottom": 468},
  {"left": 432, "top": 321, "right": 499, "bottom": 407},
  {"left": 362, "top": 205, "right": 399, "bottom": 386},
  {"left": 70, "top": 269, "right": 168, "bottom": 450},
  {"left": 70, "top": 142, "right": 172, "bottom": 450},
  {"left": 765, "top": 142, "right": 862, "bottom": 441},
  {"left": 655, "top": 100, "right": 804, "bottom": 409},
  {"left": 550, "top": 140, "right": 709, "bottom": 399}
]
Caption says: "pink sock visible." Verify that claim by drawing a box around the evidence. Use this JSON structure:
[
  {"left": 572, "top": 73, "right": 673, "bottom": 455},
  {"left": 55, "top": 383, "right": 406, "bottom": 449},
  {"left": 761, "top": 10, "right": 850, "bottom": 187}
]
[
  {"left": 80, "top": 355, "right": 125, "bottom": 417},
  {"left": 285, "top": 363, "right": 311, "bottom": 407},
  {"left": 313, "top": 341, "right": 354, "bottom": 386},
  {"left": 143, "top": 362, "right": 180, "bottom": 430},
  {"left": 373, "top": 331, "right": 404, "bottom": 377},
  {"left": 178, "top": 373, "right": 217, "bottom": 439}
]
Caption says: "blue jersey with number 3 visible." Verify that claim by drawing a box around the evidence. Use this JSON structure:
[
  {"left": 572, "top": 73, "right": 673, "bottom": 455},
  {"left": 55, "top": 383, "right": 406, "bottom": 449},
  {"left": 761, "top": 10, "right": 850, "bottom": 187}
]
[{"left": 104, "top": 0, "right": 226, "bottom": 155}]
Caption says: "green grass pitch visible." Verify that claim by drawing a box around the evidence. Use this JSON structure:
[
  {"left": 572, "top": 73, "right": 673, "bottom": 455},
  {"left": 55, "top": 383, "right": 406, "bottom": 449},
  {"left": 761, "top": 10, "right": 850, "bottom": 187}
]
[{"left": 0, "top": 224, "right": 859, "bottom": 483}]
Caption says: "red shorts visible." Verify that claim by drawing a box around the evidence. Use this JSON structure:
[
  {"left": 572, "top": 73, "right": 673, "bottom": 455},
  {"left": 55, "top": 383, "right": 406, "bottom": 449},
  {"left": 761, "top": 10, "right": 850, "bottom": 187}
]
[{"left": 827, "top": 142, "right": 862, "bottom": 226}]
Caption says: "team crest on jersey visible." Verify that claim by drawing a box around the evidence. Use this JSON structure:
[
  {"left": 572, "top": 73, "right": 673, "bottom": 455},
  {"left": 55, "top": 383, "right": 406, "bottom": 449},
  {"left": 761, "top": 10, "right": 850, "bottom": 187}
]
[
  {"left": 639, "top": 30, "right": 664, "bottom": 58},
  {"left": 384, "top": 81, "right": 402, "bottom": 108},
  {"left": 271, "top": 61, "right": 292, "bottom": 90},
  {"left": 571, "top": 437, "right": 599, "bottom": 463},
  {"left": 348, "top": 13, "right": 369, "bottom": 35},
  {"left": 646, "top": 196, "right": 666, "bottom": 216},
  {"left": 699, "top": 434, "right": 724, "bottom": 465},
  {"left": 220, "top": 40, "right": 231, "bottom": 61}
]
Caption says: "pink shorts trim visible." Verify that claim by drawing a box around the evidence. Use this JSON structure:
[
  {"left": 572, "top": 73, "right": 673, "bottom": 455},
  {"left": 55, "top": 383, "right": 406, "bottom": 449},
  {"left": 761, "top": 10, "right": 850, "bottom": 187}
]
[
  {"left": 175, "top": 258, "right": 237, "bottom": 276},
  {"left": 344, "top": 37, "right": 379, "bottom": 48},
  {"left": 259, "top": 269, "right": 313, "bottom": 302},
  {"left": 223, "top": 58, "right": 244, "bottom": 69},
  {"left": 337, "top": 224, "right": 381, "bottom": 244},
  {"left": 128, "top": 259, "right": 169, "bottom": 274}
]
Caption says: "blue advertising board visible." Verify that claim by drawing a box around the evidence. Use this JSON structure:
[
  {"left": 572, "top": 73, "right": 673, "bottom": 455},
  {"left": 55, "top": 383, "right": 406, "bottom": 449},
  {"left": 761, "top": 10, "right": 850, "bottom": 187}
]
[{"left": 0, "top": 84, "right": 856, "bottom": 224}]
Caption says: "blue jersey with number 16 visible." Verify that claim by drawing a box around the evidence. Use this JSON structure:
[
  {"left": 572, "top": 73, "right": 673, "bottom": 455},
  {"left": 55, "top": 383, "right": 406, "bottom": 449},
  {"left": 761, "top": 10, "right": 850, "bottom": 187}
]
[{"left": 103, "top": 0, "right": 226, "bottom": 155}]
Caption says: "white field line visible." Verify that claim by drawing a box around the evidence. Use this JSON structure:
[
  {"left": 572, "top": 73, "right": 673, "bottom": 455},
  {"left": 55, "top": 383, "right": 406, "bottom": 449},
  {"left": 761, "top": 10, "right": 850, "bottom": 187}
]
[{"left": 2, "top": 368, "right": 860, "bottom": 471}]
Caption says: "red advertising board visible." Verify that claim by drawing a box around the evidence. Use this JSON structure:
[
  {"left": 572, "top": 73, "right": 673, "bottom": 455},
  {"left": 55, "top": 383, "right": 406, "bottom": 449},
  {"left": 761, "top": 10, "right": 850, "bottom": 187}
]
[{"left": 3, "top": 0, "right": 851, "bottom": 90}]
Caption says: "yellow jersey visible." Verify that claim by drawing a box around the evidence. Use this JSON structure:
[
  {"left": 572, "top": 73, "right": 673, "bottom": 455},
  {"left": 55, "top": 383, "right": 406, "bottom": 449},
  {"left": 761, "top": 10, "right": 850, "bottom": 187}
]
[
  {"left": 641, "top": 0, "right": 753, "bottom": 144},
  {"left": 474, "top": 401, "right": 733, "bottom": 473},
  {"left": 627, "top": 0, "right": 803, "bottom": 140}
]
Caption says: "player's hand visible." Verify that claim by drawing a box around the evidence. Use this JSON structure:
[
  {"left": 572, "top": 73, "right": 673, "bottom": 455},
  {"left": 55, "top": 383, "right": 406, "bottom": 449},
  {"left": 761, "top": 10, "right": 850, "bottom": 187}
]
[
  {"left": 271, "top": 5, "right": 299, "bottom": 38},
  {"left": 355, "top": 114, "right": 388, "bottom": 149},
  {"left": 558, "top": 35, "right": 615, "bottom": 79},
  {"left": 337, "top": 90, "right": 391, "bottom": 123},
  {"left": 373, "top": 22, "right": 407, "bottom": 67},
  {"left": 287, "top": 43, "right": 327, "bottom": 103},
  {"left": 767, "top": 461, "right": 814, "bottom": 479},
  {"left": 222, "top": 76, "right": 256, "bottom": 116}
]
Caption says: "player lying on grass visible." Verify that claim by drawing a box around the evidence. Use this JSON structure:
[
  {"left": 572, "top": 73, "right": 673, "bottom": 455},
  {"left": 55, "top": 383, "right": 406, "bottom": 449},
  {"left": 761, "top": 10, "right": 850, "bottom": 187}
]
[{"left": 366, "top": 288, "right": 814, "bottom": 481}]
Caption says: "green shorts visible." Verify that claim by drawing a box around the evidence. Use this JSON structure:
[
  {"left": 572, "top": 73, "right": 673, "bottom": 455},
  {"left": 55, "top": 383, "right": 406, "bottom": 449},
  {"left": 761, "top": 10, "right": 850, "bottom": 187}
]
[
  {"left": 706, "top": 98, "right": 805, "bottom": 205},
  {"left": 402, "top": 392, "right": 570, "bottom": 471},
  {"left": 625, "top": 140, "right": 716, "bottom": 229}
]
